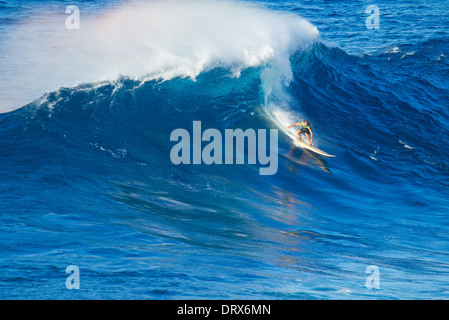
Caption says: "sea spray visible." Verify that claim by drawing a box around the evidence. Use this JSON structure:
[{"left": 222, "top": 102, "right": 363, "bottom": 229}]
[{"left": 0, "top": 0, "right": 319, "bottom": 113}]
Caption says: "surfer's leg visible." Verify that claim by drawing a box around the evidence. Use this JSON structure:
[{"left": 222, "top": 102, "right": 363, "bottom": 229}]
[{"left": 305, "top": 132, "right": 311, "bottom": 145}]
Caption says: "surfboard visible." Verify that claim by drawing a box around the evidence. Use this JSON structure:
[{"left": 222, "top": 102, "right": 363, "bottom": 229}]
[
  {"left": 284, "top": 129, "right": 335, "bottom": 157},
  {"left": 294, "top": 138, "right": 335, "bottom": 157}
]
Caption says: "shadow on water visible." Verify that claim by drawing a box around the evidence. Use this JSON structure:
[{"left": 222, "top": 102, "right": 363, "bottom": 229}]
[{"left": 282, "top": 146, "right": 331, "bottom": 173}]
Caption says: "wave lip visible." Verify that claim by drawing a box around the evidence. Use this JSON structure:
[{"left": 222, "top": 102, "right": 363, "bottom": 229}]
[{"left": 0, "top": 0, "right": 319, "bottom": 113}]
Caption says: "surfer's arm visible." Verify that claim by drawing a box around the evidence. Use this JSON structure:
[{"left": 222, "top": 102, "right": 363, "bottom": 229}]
[{"left": 287, "top": 123, "right": 301, "bottom": 129}]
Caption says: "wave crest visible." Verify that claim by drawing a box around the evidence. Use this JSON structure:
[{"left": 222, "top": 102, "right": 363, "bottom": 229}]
[{"left": 0, "top": 0, "right": 319, "bottom": 113}]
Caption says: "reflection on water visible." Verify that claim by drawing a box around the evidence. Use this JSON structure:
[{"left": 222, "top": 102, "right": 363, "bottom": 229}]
[{"left": 285, "top": 146, "right": 331, "bottom": 173}]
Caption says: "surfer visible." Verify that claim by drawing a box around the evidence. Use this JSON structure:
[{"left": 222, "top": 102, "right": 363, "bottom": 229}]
[{"left": 287, "top": 120, "right": 313, "bottom": 146}]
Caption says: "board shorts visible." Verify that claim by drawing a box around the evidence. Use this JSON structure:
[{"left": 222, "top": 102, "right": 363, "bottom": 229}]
[{"left": 299, "top": 128, "right": 310, "bottom": 134}]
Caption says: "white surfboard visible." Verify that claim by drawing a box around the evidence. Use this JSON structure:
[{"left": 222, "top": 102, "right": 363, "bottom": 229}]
[
  {"left": 285, "top": 130, "right": 335, "bottom": 157},
  {"left": 294, "top": 138, "right": 335, "bottom": 157}
]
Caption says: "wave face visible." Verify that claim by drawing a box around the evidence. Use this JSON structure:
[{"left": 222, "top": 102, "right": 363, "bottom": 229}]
[{"left": 1, "top": 0, "right": 449, "bottom": 299}]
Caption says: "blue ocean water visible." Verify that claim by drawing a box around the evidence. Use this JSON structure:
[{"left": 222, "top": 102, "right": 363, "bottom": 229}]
[{"left": 0, "top": 0, "right": 448, "bottom": 299}]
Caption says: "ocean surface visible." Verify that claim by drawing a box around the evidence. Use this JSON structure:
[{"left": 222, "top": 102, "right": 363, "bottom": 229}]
[{"left": 1, "top": 0, "right": 448, "bottom": 299}]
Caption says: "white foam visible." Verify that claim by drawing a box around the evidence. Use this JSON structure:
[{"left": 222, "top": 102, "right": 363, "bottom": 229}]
[
  {"left": 399, "top": 140, "right": 414, "bottom": 149},
  {"left": 0, "top": 0, "right": 319, "bottom": 113}
]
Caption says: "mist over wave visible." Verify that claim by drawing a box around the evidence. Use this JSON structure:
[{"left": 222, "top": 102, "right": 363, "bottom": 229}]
[{"left": 0, "top": 0, "right": 318, "bottom": 113}]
